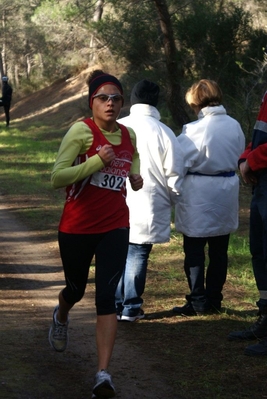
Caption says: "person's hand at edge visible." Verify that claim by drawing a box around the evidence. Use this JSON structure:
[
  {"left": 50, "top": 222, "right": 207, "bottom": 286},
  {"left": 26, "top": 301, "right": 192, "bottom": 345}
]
[
  {"left": 239, "top": 160, "right": 257, "bottom": 185},
  {"left": 129, "top": 174, "right": 143, "bottom": 191}
]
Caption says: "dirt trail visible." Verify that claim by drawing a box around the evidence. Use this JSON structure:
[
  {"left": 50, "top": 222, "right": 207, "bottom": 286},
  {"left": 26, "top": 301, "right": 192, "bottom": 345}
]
[{"left": 0, "top": 194, "right": 177, "bottom": 399}]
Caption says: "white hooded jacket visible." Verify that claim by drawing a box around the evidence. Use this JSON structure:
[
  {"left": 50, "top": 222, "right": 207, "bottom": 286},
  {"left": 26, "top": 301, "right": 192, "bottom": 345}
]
[
  {"left": 175, "top": 105, "right": 245, "bottom": 237},
  {"left": 118, "top": 103, "right": 184, "bottom": 244}
]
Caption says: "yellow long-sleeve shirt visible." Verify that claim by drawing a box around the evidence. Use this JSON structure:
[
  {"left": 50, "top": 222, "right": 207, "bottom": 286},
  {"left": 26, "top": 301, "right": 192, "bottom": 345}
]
[{"left": 51, "top": 120, "right": 140, "bottom": 189}]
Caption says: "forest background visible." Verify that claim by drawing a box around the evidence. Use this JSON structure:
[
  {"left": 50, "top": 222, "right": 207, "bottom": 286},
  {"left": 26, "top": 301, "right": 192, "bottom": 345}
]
[{"left": 1, "top": 0, "right": 267, "bottom": 136}]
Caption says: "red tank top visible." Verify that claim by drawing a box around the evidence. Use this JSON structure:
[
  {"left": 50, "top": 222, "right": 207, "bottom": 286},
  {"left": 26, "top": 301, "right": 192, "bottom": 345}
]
[{"left": 59, "top": 118, "right": 135, "bottom": 234}]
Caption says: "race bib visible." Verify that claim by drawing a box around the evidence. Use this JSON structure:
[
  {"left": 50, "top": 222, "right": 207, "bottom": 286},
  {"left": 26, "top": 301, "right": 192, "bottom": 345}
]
[
  {"left": 90, "top": 171, "right": 126, "bottom": 191},
  {"left": 90, "top": 152, "right": 132, "bottom": 191}
]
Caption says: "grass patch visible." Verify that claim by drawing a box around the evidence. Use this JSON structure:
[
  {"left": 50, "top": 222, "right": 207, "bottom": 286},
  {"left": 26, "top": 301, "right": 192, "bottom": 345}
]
[{"left": 0, "top": 123, "right": 66, "bottom": 236}]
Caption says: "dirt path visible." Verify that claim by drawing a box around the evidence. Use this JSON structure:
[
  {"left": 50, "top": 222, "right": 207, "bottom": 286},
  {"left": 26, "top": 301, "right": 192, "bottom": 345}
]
[{"left": 0, "top": 194, "right": 177, "bottom": 399}]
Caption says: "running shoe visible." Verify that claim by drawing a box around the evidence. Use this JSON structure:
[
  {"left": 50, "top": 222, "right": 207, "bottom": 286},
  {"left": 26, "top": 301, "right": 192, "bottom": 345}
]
[
  {"left": 48, "top": 305, "right": 69, "bottom": 352},
  {"left": 92, "top": 369, "right": 116, "bottom": 398}
]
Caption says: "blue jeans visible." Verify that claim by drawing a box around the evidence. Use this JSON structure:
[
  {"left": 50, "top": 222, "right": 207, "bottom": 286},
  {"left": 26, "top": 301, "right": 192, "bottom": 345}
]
[
  {"left": 250, "top": 174, "right": 267, "bottom": 314},
  {"left": 115, "top": 243, "right": 153, "bottom": 317},
  {"left": 183, "top": 234, "right": 230, "bottom": 312}
]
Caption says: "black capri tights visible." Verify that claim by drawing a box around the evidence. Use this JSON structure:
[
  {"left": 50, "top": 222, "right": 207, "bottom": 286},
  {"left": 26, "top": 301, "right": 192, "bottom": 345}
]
[{"left": 58, "top": 228, "right": 129, "bottom": 315}]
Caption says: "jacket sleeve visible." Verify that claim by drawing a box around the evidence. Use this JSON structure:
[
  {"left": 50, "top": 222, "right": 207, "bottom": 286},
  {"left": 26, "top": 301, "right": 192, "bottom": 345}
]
[
  {"left": 242, "top": 90, "right": 267, "bottom": 171},
  {"left": 163, "top": 132, "right": 185, "bottom": 203},
  {"left": 247, "top": 143, "right": 267, "bottom": 171},
  {"left": 239, "top": 141, "right": 267, "bottom": 171}
]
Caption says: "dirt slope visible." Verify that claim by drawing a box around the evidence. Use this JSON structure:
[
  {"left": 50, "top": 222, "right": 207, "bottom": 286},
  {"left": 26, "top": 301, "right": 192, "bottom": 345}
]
[
  {"left": 2, "top": 73, "right": 89, "bottom": 127},
  {"left": 0, "top": 69, "right": 130, "bottom": 128}
]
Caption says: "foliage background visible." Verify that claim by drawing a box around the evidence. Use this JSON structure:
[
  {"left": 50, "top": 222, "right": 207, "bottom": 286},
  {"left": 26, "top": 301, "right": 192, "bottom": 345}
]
[{"left": 1, "top": 0, "right": 267, "bottom": 134}]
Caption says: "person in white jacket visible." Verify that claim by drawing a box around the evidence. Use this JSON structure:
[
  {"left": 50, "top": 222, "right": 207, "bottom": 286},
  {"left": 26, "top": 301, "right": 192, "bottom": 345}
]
[
  {"left": 173, "top": 79, "right": 245, "bottom": 316},
  {"left": 115, "top": 79, "right": 185, "bottom": 321}
]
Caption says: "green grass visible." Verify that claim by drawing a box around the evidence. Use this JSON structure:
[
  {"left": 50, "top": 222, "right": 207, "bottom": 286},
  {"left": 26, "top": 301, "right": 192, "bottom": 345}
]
[
  {"left": 1, "top": 120, "right": 264, "bottom": 399},
  {"left": 0, "top": 123, "right": 66, "bottom": 235}
]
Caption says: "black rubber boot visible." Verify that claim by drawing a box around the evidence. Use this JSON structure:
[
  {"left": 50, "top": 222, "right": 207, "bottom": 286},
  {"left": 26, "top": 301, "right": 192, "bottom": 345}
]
[
  {"left": 245, "top": 338, "right": 267, "bottom": 356},
  {"left": 227, "top": 313, "right": 267, "bottom": 341}
]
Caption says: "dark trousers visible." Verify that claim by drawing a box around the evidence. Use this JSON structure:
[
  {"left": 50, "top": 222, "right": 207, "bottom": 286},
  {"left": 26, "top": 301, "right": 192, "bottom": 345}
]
[
  {"left": 250, "top": 174, "right": 267, "bottom": 313},
  {"left": 183, "top": 234, "right": 230, "bottom": 312},
  {"left": 0, "top": 101, "right": 10, "bottom": 126}
]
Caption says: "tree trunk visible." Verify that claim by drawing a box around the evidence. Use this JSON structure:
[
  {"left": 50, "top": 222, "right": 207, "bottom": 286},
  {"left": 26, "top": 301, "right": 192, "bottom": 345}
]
[
  {"left": 152, "top": 0, "right": 190, "bottom": 128},
  {"left": 26, "top": 54, "right": 31, "bottom": 78},
  {"left": 0, "top": 53, "right": 4, "bottom": 78},
  {"left": 1, "top": 10, "right": 6, "bottom": 77},
  {"left": 89, "top": 0, "right": 105, "bottom": 64},
  {"left": 15, "top": 64, "right": 19, "bottom": 87}
]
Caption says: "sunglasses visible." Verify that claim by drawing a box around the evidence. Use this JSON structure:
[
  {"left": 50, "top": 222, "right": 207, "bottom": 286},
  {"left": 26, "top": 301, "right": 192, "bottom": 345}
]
[{"left": 92, "top": 93, "right": 124, "bottom": 103}]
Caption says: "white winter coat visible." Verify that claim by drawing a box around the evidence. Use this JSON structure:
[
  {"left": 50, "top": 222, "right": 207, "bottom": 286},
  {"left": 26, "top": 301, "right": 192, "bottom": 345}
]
[
  {"left": 118, "top": 104, "right": 185, "bottom": 244},
  {"left": 175, "top": 105, "right": 245, "bottom": 237}
]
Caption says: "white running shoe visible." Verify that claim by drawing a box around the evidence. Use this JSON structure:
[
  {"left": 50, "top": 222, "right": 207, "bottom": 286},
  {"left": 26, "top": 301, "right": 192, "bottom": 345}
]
[
  {"left": 121, "top": 309, "right": 145, "bottom": 322},
  {"left": 48, "top": 305, "right": 69, "bottom": 352},
  {"left": 92, "top": 369, "right": 116, "bottom": 398}
]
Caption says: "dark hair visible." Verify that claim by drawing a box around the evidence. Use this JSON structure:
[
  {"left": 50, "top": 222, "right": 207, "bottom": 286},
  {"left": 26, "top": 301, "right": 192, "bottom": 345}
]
[{"left": 86, "top": 69, "right": 105, "bottom": 85}]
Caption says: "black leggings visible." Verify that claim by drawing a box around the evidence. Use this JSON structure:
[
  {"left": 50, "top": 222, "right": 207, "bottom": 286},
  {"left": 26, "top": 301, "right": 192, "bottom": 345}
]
[
  {"left": 58, "top": 228, "right": 129, "bottom": 315},
  {"left": 0, "top": 103, "right": 10, "bottom": 125}
]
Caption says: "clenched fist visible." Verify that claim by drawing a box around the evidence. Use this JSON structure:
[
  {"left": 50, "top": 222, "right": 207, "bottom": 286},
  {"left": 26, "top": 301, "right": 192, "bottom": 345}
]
[
  {"left": 129, "top": 174, "right": 143, "bottom": 191},
  {"left": 98, "top": 144, "right": 116, "bottom": 166}
]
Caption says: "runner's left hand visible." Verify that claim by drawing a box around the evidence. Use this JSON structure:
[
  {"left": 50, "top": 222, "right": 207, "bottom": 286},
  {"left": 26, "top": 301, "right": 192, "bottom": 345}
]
[{"left": 129, "top": 174, "right": 143, "bottom": 191}]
